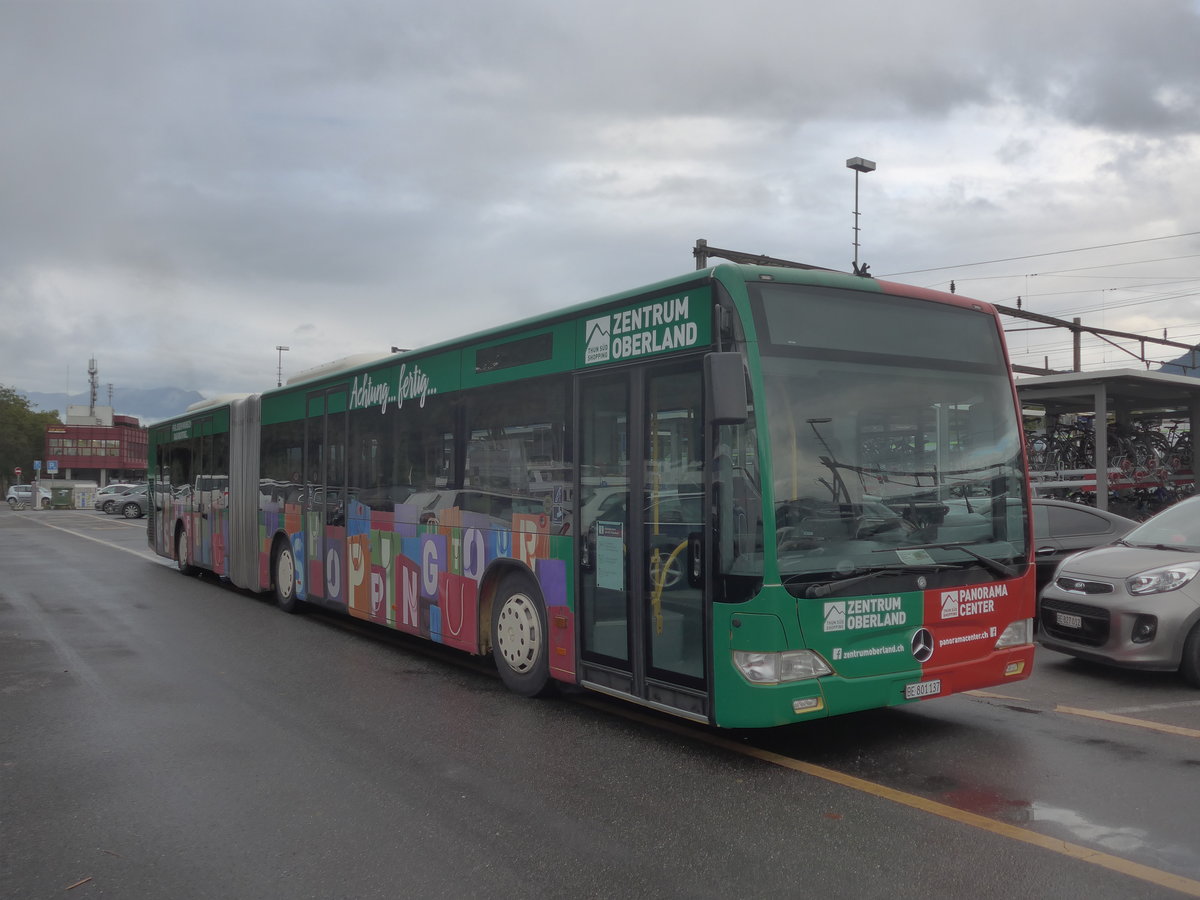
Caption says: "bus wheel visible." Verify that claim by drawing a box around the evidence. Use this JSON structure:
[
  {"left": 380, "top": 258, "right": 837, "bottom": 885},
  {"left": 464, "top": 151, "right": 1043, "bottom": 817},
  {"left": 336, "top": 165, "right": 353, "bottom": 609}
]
[
  {"left": 273, "top": 540, "right": 303, "bottom": 614},
  {"left": 1181, "top": 624, "right": 1200, "bottom": 688},
  {"left": 176, "top": 528, "right": 196, "bottom": 576},
  {"left": 491, "top": 571, "right": 553, "bottom": 697}
]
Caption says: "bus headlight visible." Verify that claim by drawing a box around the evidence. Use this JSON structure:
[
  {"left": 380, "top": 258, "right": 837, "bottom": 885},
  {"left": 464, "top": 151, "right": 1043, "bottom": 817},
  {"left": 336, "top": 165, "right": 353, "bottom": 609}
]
[
  {"left": 733, "top": 650, "right": 832, "bottom": 684},
  {"left": 994, "top": 619, "right": 1033, "bottom": 648}
]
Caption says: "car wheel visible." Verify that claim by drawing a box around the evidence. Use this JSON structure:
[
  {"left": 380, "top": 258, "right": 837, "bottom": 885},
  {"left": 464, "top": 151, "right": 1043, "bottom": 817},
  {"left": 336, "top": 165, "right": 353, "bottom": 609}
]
[
  {"left": 491, "top": 570, "right": 554, "bottom": 697},
  {"left": 272, "top": 539, "right": 304, "bottom": 614},
  {"left": 122, "top": 502, "right": 142, "bottom": 519},
  {"left": 40, "top": 498, "right": 50, "bottom": 509},
  {"left": 103, "top": 500, "right": 115, "bottom": 513},
  {"left": 1181, "top": 623, "right": 1200, "bottom": 688},
  {"left": 6, "top": 498, "right": 15, "bottom": 509}
]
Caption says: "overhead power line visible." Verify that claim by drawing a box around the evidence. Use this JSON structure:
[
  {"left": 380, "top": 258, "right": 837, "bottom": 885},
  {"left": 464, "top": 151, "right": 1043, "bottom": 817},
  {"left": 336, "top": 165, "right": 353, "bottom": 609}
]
[
  {"left": 881, "top": 230, "right": 1200, "bottom": 277},
  {"left": 1029, "top": 252, "right": 1200, "bottom": 276}
]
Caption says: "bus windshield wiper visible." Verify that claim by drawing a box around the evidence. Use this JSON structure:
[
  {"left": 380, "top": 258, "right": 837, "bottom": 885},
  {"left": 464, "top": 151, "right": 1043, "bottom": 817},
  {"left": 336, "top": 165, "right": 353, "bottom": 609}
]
[
  {"left": 804, "top": 565, "right": 952, "bottom": 599},
  {"left": 899, "top": 540, "right": 1016, "bottom": 579}
]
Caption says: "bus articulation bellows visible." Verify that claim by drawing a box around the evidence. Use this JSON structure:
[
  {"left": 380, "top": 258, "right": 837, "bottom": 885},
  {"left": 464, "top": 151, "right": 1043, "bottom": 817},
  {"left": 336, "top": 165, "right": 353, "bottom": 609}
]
[{"left": 148, "top": 262, "right": 1035, "bottom": 728}]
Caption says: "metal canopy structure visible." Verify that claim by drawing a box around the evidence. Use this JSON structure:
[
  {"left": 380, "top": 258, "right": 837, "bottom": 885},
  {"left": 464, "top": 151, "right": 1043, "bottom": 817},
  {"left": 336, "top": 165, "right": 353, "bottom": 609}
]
[{"left": 1016, "top": 368, "right": 1200, "bottom": 508}]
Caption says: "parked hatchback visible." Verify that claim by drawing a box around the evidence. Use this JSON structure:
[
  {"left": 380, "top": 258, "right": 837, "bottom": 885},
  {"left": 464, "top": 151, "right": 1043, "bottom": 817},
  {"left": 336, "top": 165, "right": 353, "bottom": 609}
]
[
  {"left": 6, "top": 484, "right": 51, "bottom": 509},
  {"left": 1038, "top": 494, "right": 1200, "bottom": 686},
  {"left": 103, "top": 484, "right": 148, "bottom": 518}
]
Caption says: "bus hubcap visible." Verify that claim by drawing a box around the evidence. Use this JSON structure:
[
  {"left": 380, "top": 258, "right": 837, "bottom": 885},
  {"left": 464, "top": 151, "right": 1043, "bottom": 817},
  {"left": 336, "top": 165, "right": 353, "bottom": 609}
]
[
  {"left": 278, "top": 550, "right": 294, "bottom": 597},
  {"left": 496, "top": 594, "right": 540, "bottom": 673}
]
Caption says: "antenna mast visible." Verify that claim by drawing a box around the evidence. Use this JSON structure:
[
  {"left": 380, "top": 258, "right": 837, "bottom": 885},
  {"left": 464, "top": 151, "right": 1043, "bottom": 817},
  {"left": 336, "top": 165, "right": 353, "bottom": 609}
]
[{"left": 88, "top": 358, "right": 99, "bottom": 416}]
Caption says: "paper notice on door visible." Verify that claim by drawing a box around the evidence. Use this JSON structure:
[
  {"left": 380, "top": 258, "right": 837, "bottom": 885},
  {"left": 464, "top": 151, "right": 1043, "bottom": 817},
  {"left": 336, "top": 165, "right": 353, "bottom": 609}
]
[{"left": 596, "top": 521, "right": 625, "bottom": 590}]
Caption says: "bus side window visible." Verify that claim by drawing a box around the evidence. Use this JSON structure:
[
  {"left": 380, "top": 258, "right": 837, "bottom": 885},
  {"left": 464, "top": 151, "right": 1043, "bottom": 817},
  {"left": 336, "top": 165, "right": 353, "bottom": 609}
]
[{"left": 464, "top": 378, "right": 572, "bottom": 534}]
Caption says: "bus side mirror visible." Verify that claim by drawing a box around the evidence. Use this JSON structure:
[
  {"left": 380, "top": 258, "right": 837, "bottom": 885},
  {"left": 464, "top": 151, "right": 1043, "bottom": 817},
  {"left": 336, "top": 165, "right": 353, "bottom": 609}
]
[{"left": 705, "top": 352, "right": 748, "bottom": 425}]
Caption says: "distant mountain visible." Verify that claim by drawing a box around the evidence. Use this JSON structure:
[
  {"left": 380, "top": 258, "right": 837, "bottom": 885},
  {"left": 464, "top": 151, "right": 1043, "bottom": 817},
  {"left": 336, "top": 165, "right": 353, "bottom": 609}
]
[
  {"left": 23, "top": 387, "right": 206, "bottom": 424},
  {"left": 1158, "top": 347, "right": 1200, "bottom": 377}
]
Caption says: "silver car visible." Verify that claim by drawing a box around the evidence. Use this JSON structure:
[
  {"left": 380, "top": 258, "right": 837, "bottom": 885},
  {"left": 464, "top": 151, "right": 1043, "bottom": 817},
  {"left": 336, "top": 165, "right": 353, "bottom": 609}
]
[
  {"left": 103, "top": 484, "right": 148, "bottom": 519},
  {"left": 1039, "top": 494, "right": 1200, "bottom": 686},
  {"left": 6, "top": 484, "right": 51, "bottom": 509},
  {"left": 94, "top": 483, "right": 137, "bottom": 512}
]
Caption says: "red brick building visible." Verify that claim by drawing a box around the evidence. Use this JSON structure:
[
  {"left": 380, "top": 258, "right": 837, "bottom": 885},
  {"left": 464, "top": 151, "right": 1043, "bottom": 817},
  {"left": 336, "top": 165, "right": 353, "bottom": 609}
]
[{"left": 44, "top": 411, "right": 147, "bottom": 486}]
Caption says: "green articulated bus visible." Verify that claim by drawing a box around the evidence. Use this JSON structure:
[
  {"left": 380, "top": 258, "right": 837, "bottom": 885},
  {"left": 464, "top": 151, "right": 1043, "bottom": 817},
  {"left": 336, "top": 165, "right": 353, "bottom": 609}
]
[{"left": 148, "top": 262, "right": 1035, "bottom": 728}]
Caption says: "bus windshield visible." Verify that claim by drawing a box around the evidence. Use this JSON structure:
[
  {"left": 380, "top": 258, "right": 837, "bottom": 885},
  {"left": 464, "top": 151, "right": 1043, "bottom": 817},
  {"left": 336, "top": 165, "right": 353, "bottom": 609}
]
[{"left": 750, "top": 282, "right": 1029, "bottom": 597}]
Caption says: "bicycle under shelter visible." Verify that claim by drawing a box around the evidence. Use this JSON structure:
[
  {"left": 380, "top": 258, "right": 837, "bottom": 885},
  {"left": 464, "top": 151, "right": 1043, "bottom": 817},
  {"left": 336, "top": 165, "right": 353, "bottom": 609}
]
[{"left": 1016, "top": 368, "right": 1200, "bottom": 512}]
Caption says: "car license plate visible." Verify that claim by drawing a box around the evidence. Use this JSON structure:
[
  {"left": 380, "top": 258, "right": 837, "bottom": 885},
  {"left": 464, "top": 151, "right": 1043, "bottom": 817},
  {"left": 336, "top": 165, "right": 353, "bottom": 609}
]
[
  {"left": 1056, "top": 612, "right": 1083, "bottom": 629},
  {"left": 905, "top": 679, "right": 941, "bottom": 700}
]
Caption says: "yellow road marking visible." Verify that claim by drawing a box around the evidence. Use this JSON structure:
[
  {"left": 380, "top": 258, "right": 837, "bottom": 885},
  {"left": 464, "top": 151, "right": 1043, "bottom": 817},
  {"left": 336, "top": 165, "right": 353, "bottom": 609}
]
[
  {"left": 591, "top": 700, "right": 1200, "bottom": 897},
  {"left": 1056, "top": 705, "right": 1200, "bottom": 739},
  {"left": 970, "top": 692, "right": 1200, "bottom": 739}
]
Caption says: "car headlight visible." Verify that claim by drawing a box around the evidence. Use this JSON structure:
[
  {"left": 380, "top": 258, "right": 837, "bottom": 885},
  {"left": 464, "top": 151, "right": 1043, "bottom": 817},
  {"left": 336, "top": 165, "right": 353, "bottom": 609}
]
[
  {"left": 1126, "top": 562, "right": 1200, "bottom": 595},
  {"left": 733, "top": 650, "right": 832, "bottom": 684}
]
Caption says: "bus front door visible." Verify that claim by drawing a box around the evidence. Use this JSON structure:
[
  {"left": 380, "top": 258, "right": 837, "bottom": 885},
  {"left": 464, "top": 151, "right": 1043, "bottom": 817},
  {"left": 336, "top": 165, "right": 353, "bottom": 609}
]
[{"left": 578, "top": 363, "right": 709, "bottom": 722}]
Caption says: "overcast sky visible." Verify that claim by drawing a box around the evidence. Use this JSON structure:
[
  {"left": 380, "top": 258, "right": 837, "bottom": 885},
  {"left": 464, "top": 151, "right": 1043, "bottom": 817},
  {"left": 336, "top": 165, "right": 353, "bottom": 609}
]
[{"left": 4, "top": 0, "right": 1200, "bottom": 410}]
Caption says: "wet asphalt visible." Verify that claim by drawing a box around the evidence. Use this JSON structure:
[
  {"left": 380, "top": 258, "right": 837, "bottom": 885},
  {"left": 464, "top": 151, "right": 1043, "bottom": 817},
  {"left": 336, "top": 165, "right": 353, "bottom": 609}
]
[{"left": 2, "top": 506, "right": 1198, "bottom": 899}]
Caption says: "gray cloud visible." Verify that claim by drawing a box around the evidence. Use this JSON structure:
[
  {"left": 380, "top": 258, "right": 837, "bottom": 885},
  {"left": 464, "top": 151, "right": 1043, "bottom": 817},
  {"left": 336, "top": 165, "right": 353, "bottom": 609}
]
[{"left": 3, "top": 0, "right": 1200, "bottom": 400}]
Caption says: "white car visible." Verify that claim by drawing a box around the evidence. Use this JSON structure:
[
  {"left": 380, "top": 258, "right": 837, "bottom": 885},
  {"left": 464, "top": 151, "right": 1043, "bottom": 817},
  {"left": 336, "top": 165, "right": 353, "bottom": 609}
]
[{"left": 6, "top": 484, "right": 51, "bottom": 509}]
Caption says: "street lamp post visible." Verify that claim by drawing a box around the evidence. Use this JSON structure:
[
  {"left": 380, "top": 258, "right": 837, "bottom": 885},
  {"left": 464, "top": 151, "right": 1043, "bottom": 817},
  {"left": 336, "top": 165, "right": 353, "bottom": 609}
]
[
  {"left": 276, "top": 345, "right": 290, "bottom": 387},
  {"left": 846, "top": 156, "right": 876, "bottom": 273}
]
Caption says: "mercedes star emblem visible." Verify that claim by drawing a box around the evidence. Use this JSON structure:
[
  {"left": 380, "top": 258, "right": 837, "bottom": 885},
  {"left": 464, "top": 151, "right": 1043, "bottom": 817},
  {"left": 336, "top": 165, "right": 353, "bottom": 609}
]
[{"left": 911, "top": 628, "right": 935, "bottom": 663}]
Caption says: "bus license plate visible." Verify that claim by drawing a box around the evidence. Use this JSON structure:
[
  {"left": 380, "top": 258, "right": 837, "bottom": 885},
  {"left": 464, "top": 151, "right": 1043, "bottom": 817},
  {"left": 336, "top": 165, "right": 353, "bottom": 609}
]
[
  {"left": 905, "top": 679, "right": 941, "bottom": 700},
  {"left": 1056, "top": 612, "right": 1083, "bottom": 629}
]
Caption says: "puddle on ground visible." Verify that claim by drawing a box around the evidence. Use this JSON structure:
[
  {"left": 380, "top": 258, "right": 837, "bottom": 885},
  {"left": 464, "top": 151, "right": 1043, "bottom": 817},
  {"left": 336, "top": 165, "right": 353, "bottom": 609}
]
[{"left": 1029, "top": 802, "right": 1200, "bottom": 878}]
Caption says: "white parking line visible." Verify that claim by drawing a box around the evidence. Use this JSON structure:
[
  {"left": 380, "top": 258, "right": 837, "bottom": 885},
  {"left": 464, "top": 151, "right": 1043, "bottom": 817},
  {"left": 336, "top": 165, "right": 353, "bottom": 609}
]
[{"left": 23, "top": 514, "right": 165, "bottom": 562}]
